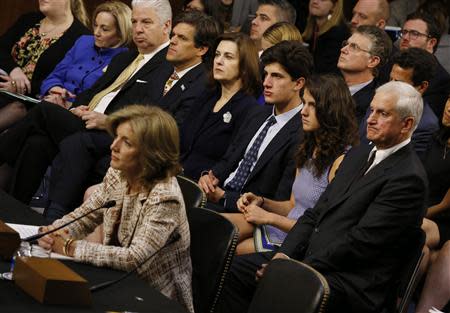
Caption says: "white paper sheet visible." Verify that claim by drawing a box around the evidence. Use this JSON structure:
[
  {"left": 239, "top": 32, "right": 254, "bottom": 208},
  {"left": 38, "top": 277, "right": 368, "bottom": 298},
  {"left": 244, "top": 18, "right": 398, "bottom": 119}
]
[{"left": 6, "top": 223, "right": 74, "bottom": 260}]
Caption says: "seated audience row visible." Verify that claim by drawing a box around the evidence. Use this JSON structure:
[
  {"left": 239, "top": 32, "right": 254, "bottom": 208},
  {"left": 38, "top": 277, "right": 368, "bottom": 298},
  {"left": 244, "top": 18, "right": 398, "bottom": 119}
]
[
  {"left": 0, "top": 0, "right": 91, "bottom": 131},
  {"left": 224, "top": 74, "right": 358, "bottom": 255},
  {"left": 0, "top": 0, "right": 449, "bottom": 311}
]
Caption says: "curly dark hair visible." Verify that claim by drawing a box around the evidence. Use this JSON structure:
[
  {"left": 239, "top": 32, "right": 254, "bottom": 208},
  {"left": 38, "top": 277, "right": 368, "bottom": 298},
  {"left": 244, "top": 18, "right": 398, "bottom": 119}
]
[{"left": 296, "top": 74, "right": 359, "bottom": 177}]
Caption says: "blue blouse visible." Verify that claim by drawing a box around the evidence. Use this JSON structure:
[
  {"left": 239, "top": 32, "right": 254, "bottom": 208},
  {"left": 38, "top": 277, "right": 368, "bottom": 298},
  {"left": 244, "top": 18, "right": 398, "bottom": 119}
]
[{"left": 40, "top": 35, "right": 127, "bottom": 97}]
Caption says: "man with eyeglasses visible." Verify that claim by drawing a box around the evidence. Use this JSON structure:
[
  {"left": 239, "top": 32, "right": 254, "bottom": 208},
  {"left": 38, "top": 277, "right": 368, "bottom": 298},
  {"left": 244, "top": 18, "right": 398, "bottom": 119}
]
[
  {"left": 337, "top": 25, "right": 392, "bottom": 124},
  {"left": 400, "top": 11, "right": 450, "bottom": 119}
]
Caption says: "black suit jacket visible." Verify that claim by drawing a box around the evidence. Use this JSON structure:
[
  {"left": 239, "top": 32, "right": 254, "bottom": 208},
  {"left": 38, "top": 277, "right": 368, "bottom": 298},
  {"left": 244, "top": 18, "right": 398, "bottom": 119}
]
[
  {"left": 74, "top": 48, "right": 172, "bottom": 114},
  {"left": 352, "top": 80, "right": 377, "bottom": 124},
  {"left": 280, "top": 143, "right": 428, "bottom": 312},
  {"left": 180, "top": 89, "right": 259, "bottom": 180},
  {"left": 212, "top": 105, "right": 302, "bottom": 208},
  {"left": 158, "top": 63, "right": 207, "bottom": 127},
  {"left": 424, "top": 59, "right": 450, "bottom": 119}
]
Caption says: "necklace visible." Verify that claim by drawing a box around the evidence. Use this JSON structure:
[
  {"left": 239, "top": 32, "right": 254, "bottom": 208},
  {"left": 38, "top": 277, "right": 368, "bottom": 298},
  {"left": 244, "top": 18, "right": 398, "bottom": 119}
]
[{"left": 39, "top": 19, "right": 69, "bottom": 38}]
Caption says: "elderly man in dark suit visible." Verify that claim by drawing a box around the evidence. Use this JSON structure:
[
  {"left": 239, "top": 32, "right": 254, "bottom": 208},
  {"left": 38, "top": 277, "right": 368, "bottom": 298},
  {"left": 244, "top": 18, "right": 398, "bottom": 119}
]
[
  {"left": 198, "top": 40, "right": 313, "bottom": 212},
  {"left": 41, "top": 10, "right": 220, "bottom": 221},
  {"left": 360, "top": 47, "right": 440, "bottom": 159},
  {"left": 217, "top": 80, "right": 428, "bottom": 313},
  {"left": 0, "top": 0, "right": 173, "bottom": 205}
]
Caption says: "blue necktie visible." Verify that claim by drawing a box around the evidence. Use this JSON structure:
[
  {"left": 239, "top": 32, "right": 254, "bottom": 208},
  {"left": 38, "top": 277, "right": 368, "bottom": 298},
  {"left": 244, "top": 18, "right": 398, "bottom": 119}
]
[{"left": 226, "top": 116, "right": 277, "bottom": 191}]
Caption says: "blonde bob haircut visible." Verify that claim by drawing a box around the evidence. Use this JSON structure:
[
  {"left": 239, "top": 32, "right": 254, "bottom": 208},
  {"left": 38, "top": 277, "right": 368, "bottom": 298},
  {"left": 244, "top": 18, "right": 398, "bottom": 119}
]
[
  {"left": 263, "top": 22, "right": 303, "bottom": 46},
  {"left": 93, "top": 1, "right": 133, "bottom": 46},
  {"left": 106, "top": 105, "right": 181, "bottom": 187},
  {"left": 303, "top": 0, "right": 344, "bottom": 41}
]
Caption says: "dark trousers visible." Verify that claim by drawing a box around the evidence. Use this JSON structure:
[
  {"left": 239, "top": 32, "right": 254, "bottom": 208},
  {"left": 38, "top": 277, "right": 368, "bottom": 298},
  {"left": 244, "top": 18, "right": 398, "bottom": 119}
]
[
  {"left": 0, "top": 101, "right": 84, "bottom": 203},
  {"left": 216, "top": 252, "right": 348, "bottom": 313},
  {"left": 46, "top": 130, "right": 112, "bottom": 219}
]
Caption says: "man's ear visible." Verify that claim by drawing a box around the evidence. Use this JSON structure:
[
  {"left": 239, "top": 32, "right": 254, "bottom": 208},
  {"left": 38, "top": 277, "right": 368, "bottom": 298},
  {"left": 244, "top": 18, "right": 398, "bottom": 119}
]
[
  {"left": 294, "top": 77, "right": 305, "bottom": 91},
  {"left": 376, "top": 19, "right": 386, "bottom": 29},
  {"left": 427, "top": 37, "right": 438, "bottom": 52},
  {"left": 401, "top": 116, "right": 415, "bottom": 134},
  {"left": 416, "top": 81, "right": 429, "bottom": 94},
  {"left": 163, "top": 19, "right": 172, "bottom": 36},
  {"left": 196, "top": 46, "right": 209, "bottom": 58},
  {"left": 368, "top": 55, "right": 381, "bottom": 70}
]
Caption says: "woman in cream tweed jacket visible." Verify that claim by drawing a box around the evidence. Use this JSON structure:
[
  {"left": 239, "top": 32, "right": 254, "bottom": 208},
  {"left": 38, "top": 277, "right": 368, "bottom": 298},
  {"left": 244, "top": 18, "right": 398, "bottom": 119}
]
[{"left": 38, "top": 105, "right": 194, "bottom": 312}]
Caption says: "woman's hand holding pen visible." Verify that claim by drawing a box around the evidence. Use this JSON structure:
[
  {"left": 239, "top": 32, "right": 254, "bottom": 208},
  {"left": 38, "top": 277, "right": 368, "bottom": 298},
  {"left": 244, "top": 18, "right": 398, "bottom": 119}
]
[{"left": 44, "top": 86, "right": 75, "bottom": 109}]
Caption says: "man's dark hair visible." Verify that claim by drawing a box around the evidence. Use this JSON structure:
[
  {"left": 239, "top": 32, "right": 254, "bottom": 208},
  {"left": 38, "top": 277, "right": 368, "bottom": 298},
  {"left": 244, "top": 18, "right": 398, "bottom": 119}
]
[
  {"left": 406, "top": 11, "right": 442, "bottom": 52},
  {"left": 355, "top": 25, "right": 392, "bottom": 77},
  {"left": 392, "top": 47, "right": 437, "bottom": 87},
  {"left": 258, "top": 0, "right": 297, "bottom": 24},
  {"left": 260, "top": 40, "right": 314, "bottom": 81},
  {"left": 173, "top": 11, "right": 221, "bottom": 63}
]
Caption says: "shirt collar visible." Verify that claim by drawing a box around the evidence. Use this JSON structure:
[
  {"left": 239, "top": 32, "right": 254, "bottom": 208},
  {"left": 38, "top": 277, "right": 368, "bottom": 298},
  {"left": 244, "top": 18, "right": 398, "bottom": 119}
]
[
  {"left": 369, "top": 138, "right": 411, "bottom": 162},
  {"left": 174, "top": 62, "right": 201, "bottom": 80},
  {"left": 348, "top": 79, "right": 373, "bottom": 96},
  {"left": 141, "top": 41, "right": 170, "bottom": 62},
  {"left": 270, "top": 103, "right": 302, "bottom": 124}
]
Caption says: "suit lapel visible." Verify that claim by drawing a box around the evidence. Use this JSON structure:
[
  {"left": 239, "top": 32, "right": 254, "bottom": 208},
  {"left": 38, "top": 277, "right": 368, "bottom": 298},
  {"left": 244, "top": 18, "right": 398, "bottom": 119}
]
[
  {"left": 120, "top": 47, "right": 168, "bottom": 92},
  {"left": 164, "top": 63, "right": 204, "bottom": 99},
  {"left": 318, "top": 144, "right": 411, "bottom": 220}
]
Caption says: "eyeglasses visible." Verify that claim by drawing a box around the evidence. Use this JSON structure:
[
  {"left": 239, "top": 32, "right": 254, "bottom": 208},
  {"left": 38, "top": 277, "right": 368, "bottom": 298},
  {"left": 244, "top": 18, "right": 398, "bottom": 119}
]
[
  {"left": 399, "top": 29, "right": 431, "bottom": 40},
  {"left": 341, "top": 40, "right": 371, "bottom": 54}
]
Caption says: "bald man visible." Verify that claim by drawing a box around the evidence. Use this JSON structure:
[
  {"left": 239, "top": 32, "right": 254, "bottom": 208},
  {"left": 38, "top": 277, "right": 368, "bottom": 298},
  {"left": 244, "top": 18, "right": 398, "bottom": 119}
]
[{"left": 351, "top": 0, "right": 390, "bottom": 32}]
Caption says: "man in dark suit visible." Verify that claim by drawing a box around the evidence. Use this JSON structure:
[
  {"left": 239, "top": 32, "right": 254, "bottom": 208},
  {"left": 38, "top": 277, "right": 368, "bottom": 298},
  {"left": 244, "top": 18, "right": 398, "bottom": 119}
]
[
  {"left": 198, "top": 40, "right": 313, "bottom": 212},
  {"left": 361, "top": 47, "right": 439, "bottom": 158},
  {"left": 217, "top": 80, "right": 428, "bottom": 313},
  {"left": 338, "top": 25, "right": 392, "bottom": 123},
  {"left": 399, "top": 11, "right": 450, "bottom": 119},
  {"left": 0, "top": 0, "right": 173, "bottom": 205},
  {"left": 42, "top": 11, "right": 221, "bottom": 221}
]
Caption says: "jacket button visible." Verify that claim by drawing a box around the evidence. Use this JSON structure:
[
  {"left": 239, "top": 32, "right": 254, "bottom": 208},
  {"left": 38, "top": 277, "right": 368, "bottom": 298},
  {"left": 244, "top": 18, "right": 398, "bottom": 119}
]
[{"left": 314, "top": 227, "right": 319, "bottom": 233}]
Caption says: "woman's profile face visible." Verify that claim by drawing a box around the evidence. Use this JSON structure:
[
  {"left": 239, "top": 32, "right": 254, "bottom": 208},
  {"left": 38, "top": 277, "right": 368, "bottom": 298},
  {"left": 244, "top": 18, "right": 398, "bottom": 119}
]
[
  {"left": 110, "top": 122, "right": 140, "bottom": 178},
  {"left": 301, "top": 88, "right": 321, "bottom": 132},
  {"left": 213, "top": 40, "right": 241, "bottom": 85},
  {"left": 94, "top": 11, "right": 121, "bottom": 48},
  {"left": 443, "top": 96, "right": 450, "bottom": 127}
]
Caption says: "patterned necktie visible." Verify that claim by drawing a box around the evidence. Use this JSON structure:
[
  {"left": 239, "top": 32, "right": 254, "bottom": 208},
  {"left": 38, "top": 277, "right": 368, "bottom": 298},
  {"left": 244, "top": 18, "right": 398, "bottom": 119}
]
[
  {"left": 163, "top": 71, "right": 180, "bottom": 96},
  {"left": 88, "top": 54, "right": 144, "bottom": 111},
  {"left": 226, "top": 116, "right": 277, "bottom": 191}
]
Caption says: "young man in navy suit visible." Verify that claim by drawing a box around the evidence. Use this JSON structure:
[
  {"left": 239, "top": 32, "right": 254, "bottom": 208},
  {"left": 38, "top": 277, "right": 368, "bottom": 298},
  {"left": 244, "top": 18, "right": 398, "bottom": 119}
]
[
  {"left": 41, "top": 10, "right": 221, "bottom": 221},
  {"left": 198, "top": 40, "right": 313, "bottom": 212},
  {"left": 217, "top": 80, "right": 428, "bottom": 313}
]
